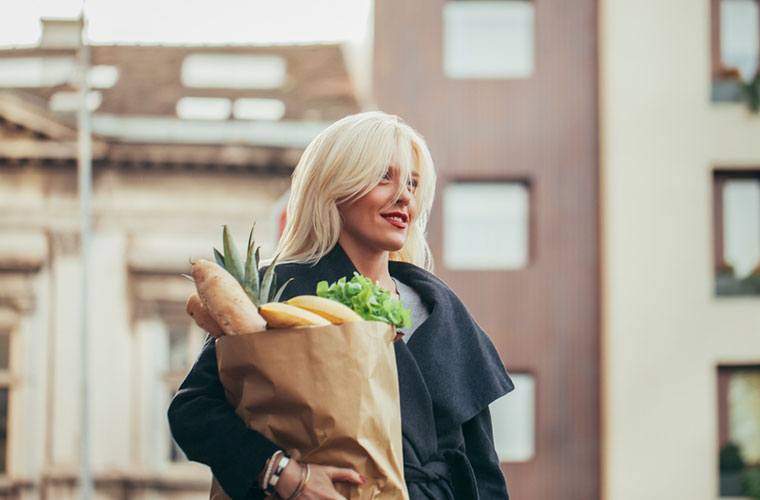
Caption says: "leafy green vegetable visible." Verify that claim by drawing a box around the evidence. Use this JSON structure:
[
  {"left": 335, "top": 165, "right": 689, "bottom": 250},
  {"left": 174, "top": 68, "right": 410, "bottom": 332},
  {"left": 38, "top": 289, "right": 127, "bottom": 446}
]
[{"left": 316, "top": 272, "right": 411, "bottom": 329}]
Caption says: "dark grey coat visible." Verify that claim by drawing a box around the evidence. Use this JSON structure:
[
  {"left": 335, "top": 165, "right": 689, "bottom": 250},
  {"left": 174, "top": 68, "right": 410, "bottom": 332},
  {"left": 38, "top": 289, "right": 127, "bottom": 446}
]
[{"left": 168, "top": 243, "right": 514, "bottom": 499}]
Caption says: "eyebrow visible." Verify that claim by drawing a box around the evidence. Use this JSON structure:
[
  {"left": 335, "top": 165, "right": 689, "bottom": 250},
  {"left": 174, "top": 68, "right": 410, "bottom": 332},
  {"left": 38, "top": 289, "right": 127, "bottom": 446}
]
[{"left": 389, "top": 165, "right": 420, "bottom": 178}]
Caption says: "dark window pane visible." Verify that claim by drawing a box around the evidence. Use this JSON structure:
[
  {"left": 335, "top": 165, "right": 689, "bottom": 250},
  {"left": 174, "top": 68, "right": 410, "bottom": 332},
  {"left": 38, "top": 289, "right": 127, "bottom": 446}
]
[
  {"left": 0, "top": 331, "right": 9, "bottom": 371},
  {"left": 718, "top": 366, "right": 760, "bottom": 496},
  {"left": 0, "top": 388, "right": 8, "bottom": 474}
]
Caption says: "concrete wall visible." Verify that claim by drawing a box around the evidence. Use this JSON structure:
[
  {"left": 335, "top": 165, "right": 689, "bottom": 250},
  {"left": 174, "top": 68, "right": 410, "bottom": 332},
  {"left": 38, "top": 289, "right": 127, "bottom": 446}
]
[{"left": 600, "top": 1, "right": 760, "bottom": 499}]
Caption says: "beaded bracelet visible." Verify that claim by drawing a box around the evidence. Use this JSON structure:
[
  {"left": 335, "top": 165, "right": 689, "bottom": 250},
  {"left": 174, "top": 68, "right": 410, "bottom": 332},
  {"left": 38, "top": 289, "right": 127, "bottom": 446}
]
[
  {"left": 260, "top": 450, "right": 282, "bottom": 494},
  {"left": 269, "top": 453, "right": 290, "bottom": 488}
]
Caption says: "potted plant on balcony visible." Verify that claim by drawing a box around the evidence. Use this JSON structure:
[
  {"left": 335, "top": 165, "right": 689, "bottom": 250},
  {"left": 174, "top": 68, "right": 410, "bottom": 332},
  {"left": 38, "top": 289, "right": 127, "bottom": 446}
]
[
  {"left": 743, "top": 466, "right": 760, "bottom": 499},
  {"left": 716, "top": 66, "right": 760, "bottom": 114},
  {"left": 721, "top": 442, "right": 746, "bottom": 496}
]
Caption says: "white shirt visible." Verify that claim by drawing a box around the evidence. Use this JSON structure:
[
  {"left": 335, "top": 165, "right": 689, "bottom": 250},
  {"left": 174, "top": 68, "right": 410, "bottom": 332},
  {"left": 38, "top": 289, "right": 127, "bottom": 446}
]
[{"left": 391, "top": 277, "right": 430, "bottom": 343}]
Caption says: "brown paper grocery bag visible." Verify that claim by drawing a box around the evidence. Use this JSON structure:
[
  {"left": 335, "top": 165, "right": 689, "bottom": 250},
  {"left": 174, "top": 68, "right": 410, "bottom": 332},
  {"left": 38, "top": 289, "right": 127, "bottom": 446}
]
[{"left": 210, "top": 321, "right": 408, "bottom": 500}]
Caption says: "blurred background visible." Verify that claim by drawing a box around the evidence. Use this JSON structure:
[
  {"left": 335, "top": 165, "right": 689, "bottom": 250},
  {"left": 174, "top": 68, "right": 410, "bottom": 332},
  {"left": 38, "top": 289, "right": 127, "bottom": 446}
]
[{"left": 0, "top": 0, "right": 759, "bottom": 499}]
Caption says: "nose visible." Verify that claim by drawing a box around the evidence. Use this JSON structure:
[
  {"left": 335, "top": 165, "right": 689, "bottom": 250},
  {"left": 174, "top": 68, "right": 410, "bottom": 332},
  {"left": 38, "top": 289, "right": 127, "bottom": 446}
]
[{"left": 396, "top": 182, "right": 412, "bottom": 206}]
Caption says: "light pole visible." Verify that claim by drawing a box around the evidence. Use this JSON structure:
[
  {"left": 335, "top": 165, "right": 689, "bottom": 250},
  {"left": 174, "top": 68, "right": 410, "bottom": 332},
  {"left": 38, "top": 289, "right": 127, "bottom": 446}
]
[{"left": 76, "top": 10, "right": 93, "bottom": 500}]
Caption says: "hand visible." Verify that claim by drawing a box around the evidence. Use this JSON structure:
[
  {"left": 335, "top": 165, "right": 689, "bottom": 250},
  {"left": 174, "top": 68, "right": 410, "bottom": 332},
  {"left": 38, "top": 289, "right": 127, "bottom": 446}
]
[{"left": 275, "top": 460, "right": 365, "bottom": 499}]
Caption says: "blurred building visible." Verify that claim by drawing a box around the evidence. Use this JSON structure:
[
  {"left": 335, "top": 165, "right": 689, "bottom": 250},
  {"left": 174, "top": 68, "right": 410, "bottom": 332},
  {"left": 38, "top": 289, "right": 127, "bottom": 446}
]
[
  {"left": 0, "top": 18, "right": 358, "bottom": 499},
  {"left": 376, "top": 1, "right": 759, "bottom": 499},
  {"left": 2, "top": 1, "right": 760, "bottom": 499},
  {"left": 601, "top": 0, "right": 760, "bottom": 499},
  {"left": 372, "top": 1, "right": 600, "bottom": 498}
]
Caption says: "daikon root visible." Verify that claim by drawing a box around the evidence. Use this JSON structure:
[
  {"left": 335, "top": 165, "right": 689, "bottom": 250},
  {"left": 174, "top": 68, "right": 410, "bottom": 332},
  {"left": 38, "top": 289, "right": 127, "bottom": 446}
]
[
  {"left": 186, "top": 293, "right": 225, "bottom": 338},
  {"left": 191, "top": 259, "right": 267, "bottom": 335}
]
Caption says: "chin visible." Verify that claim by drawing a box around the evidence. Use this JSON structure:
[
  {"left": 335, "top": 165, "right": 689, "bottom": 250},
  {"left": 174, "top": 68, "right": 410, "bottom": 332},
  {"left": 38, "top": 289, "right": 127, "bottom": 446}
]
[
  {"left": 381, "top": 236, "right": 406, "bottom": 252},
  {"left": 362, "top": 227, "right": 407, "bottom": 252}
]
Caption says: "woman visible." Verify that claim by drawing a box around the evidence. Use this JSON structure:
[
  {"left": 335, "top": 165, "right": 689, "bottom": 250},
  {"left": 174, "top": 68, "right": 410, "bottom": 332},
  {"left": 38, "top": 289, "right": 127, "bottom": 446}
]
[{"left": 168, "top": 111, "right": 514, "bottom": 499}]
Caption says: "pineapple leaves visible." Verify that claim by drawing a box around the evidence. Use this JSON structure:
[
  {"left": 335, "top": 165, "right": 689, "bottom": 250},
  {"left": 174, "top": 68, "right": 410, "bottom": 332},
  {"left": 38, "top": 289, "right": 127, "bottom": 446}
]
[
  {"left": 260, "top": 252, "right": 281, "bottom": 305},
  {"left": 213, "top": 223, "right": 291, "bottom": 306},
  {"left": 244, "top": 223, "right": 260, "bottom": 298},
  {"left": 222, "top": 225, "right": 245, "bottom": 283},
  {"left": 213, "top": 247, "right": 225, "bottom": 267},
  {"left": 254, "top": 247, "right": 261, "bottom": 286},
  {"left": 272, "top": 278, "right": 294, "bottom": 303}
]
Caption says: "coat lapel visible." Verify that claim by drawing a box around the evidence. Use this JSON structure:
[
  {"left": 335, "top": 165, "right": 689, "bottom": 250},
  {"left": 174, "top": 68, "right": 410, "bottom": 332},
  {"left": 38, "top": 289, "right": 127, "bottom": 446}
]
[{"left": 387, "top": 261, "right": 514, "bottom": 431}]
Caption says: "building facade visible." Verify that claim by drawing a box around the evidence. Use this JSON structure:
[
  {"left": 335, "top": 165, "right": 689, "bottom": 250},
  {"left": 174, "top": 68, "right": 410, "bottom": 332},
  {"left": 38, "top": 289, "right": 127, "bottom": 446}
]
[
  {"left": 0, "top": 32, "right": 358, "bottom": 499},
  {"left": 601, "top": 0, "right": 760, "bottom": 499},
  {"left": 372, "top": 1, "right": 601, "bottom": 499},
  {"left": 1, "top": 1, "right": 760, "bottom": 499}
]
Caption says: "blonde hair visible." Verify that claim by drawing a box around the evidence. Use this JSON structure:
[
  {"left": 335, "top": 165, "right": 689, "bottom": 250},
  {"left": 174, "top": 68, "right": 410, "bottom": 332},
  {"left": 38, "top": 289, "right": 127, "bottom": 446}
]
[{"left": 274, "top": 111, "right": 437, "bottom": 271}]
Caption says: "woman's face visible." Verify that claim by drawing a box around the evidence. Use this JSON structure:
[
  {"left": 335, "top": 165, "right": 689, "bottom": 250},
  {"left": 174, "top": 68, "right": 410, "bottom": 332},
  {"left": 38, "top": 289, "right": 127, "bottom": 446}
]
[{"left": 337, "top": 165, "right": 419, "bottom": 253}]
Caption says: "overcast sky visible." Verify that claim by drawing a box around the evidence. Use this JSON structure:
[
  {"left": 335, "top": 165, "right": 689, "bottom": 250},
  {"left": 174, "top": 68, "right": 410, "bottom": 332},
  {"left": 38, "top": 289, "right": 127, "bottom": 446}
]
[{"left": 0, "top": 0, "right": 371, "bottom": 46}]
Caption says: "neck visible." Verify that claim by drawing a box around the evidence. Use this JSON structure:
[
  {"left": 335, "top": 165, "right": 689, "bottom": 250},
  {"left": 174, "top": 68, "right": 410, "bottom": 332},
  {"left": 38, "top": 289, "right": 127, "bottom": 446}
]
[{"left": 337, "top": 234, "right": 396, "bottom": 294}]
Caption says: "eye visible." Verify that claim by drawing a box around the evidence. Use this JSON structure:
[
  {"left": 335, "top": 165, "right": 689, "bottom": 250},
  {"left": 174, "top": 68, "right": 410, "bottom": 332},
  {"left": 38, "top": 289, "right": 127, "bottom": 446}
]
[{"left": 381, "top": 170, "right": 392, "bottom": 182}]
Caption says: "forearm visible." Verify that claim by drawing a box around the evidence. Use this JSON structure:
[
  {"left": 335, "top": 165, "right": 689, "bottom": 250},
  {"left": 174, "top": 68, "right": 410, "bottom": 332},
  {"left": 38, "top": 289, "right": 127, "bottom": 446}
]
[
  {"left": 167, "top": 335, "right": 280, "bottom": 499},
  {"left": 462, "top": 407, "right": 510, "bottom": 499}
]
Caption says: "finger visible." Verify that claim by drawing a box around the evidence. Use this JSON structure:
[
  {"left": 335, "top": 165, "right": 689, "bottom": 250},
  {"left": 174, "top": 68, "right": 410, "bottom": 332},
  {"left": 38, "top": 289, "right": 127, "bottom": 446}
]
[{"left": 326, "top": 467, "right": 364, "bottom": 484}]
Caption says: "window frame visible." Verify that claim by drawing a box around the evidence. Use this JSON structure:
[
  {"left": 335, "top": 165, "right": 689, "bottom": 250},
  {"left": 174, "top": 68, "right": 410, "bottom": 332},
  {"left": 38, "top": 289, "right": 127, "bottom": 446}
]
[
  {"left": 717, "top": 364, "right": 760, "bottom": 457},
  {"left": 0, "top": 310, "right": 17, "bottom": 477},
  {"left": 442, "top": 0, "right": 537, "bottom": 80},
  {"left": 158, "top": 305, "right": 203, "bottom": 464},
  {"left": 710, "top": 0, "right": 760, "bottom": 81},
  {"left": 442, "top": 177, "right": 536, "bottom": 272},
  {"left": 712, "top": 168, "right": 760, "bottom": 296}
]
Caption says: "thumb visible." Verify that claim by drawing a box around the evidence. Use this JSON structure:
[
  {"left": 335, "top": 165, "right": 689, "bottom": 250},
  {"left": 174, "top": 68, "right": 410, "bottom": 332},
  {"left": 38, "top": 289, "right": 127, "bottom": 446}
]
[{"left": 327, "top": 467, "right": 364, "bottom": 484}]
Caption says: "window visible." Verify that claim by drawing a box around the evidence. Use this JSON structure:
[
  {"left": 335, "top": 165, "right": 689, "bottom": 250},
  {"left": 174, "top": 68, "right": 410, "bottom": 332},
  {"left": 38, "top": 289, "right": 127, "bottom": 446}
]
[
  {"left": 49, "top": 91, "right": 103, "bottom": 113},
  {"left": 713, "top": 170, "right": 760, "bottom": 295},
  {"left": 0, "top": 328, "right": 10, "bottom": 474},
  {"left": 181, "top": 54, "right": 287, "bottom": 89},
  {"left": 233, "top": 98, "right": 286, "bottom": 121},
  {"left": 88, "top": 65, "right": 119, "bottom": 89},
  {"left": 176, "top": 97, "right": 232, "bottom": 121},
  {"left": 443, "top": 181, "right": 531, "bottom": 270},
  {"left": 0, "top": 57, "right": 75, "bottom": 88},
  {"left": 490, "top": 373, "right": 535, "bottom": 462},
  {"left": 717, "top": 365, "right": 760, "bottom": 496},
  {"left": 130, "top": 272, "right": 201, "bottom": 467},
  {"left": 443, "top": 0, "right": 535, "bottom": 79},
  {"left": 711, "top": 0, "right": 760, "bottom": 100},
  {"left": 161, "top": 316, "right": 204, "bottom": 463}
]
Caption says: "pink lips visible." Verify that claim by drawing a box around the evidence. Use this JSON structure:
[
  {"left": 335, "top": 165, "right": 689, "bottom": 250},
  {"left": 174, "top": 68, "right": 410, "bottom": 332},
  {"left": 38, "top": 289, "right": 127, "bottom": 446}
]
[{"left": 381, "top": 213, "right": 408, "bottom": 229}]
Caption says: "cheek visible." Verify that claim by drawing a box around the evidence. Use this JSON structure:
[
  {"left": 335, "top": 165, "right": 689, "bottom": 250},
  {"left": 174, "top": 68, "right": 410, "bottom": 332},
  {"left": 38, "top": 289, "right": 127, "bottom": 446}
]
[
  {"left": 357, "top": 187, "right": 394, "bottom": 215},
  {"left": 340, "top": 194, "right": 382, "bottom": 227}
]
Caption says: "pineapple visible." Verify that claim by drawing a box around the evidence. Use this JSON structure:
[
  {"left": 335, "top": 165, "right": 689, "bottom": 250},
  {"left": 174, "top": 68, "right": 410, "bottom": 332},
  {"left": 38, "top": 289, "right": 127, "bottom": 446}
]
[{"left": 213, "top": 223, "right": 293, "bottom": 306}]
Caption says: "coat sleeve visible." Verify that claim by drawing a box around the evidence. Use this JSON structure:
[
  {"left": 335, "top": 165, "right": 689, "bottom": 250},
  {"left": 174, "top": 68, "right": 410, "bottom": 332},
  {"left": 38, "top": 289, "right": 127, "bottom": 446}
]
[
  {"left": 167, "top": 334, "right": 280, "bottom": 499},
  {"left": 462, "top": 406, "right": 510, "bottom": 500}
]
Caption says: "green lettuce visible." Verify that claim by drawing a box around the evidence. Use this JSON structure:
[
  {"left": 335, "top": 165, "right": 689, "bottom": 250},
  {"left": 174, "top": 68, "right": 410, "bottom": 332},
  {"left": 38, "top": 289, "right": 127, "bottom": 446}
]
[{"left": 316, "top": 272, "right": 412, "bottom": 329}]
